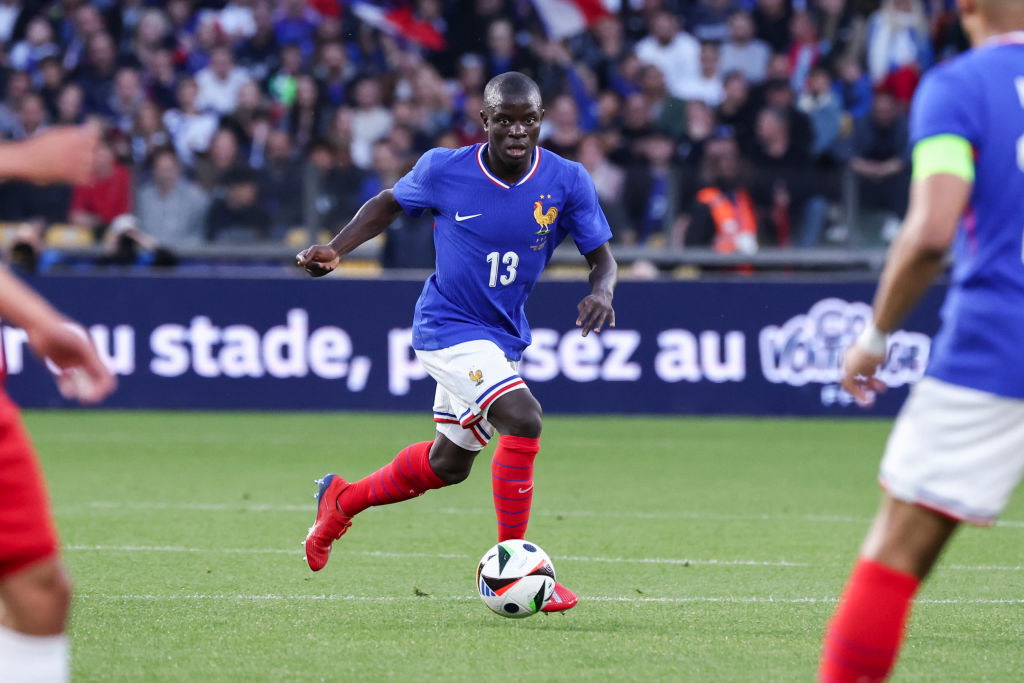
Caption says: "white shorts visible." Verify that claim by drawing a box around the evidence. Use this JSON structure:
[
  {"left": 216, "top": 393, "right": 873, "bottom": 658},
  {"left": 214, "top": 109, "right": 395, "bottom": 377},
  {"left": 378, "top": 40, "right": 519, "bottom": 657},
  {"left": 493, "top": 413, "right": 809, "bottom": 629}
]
[
  {"left": 880, "top": 377, "right": 1024, "bottom": 525},
  {"left": 415, "top": 340, "right": 527, "bottom": 452}
]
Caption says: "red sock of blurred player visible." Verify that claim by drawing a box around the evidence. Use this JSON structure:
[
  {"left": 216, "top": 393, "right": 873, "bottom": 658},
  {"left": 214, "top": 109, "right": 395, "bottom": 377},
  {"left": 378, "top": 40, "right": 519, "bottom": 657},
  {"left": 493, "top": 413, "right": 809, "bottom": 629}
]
[
  {"left": 819, "top": 558, "right": 920, "bottom": 682},
  {"left": 491, "top": 435, "right": 539, "bottom": 542},
  {"left": 335, "top": 441, "right": 445, "bottom": 516}
]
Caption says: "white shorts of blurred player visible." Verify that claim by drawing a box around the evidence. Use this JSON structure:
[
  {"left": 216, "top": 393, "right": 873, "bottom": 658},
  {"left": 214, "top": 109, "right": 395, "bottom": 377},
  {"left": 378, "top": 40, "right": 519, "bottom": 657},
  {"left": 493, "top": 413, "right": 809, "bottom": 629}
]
[
  {"left": 880, "top": 377, "right": 1024, "bottom": 526},
  {"left": 415, "top": 340, "right": 529, "bottom": 452}
]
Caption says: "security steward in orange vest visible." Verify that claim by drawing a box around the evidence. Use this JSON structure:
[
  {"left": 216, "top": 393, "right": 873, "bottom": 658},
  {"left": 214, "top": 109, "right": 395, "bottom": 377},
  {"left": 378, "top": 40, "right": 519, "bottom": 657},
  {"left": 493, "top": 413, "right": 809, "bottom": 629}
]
[{"left": 684, "top": 136, "right": 759, "bottom": 254}]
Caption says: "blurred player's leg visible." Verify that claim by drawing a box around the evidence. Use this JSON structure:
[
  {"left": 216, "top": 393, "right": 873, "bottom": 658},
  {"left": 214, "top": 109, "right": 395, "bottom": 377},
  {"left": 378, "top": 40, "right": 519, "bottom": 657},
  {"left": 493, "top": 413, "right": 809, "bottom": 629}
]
[
  {"left": 819, "top": 497, "right": 958, "bottom": 682},
  {"left": 0, "top": 559, "right": 71, "bottom": 682},
  {"left": 0, "top": 398, "right": 71, "bottom": 682}
]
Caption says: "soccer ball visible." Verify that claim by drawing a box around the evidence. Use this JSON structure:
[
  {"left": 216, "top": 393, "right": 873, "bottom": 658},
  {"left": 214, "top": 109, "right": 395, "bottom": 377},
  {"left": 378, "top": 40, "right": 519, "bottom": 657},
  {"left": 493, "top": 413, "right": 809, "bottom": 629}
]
[{"left": 476, "top": 539, "right": 556, "bottom": 618}]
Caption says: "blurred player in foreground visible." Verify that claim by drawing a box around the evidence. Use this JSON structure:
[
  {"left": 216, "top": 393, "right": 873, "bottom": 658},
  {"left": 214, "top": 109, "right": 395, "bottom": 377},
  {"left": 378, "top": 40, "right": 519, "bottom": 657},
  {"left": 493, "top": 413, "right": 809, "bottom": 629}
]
[
  {"left": 820, "top": 1, "right": 1024, "bottom": 680},
  {"left": 0, "top": 125, "right": 116, "bottom": 682},
  {"left": 298, "top": 72, "right": 617, "bottom": 612}
]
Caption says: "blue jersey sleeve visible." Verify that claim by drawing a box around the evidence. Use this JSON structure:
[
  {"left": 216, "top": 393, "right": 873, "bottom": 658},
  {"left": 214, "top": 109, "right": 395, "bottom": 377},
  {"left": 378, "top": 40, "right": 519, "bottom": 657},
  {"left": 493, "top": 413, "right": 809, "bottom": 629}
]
[
  {"left": 909, "top": 64, "right": 983, "bottom": 146},
  {"left": 560, "top": 163, "right": 613, "bottom": 255},
  {"left": 392, "top": 148, "right": 437, "bottom": 217}
]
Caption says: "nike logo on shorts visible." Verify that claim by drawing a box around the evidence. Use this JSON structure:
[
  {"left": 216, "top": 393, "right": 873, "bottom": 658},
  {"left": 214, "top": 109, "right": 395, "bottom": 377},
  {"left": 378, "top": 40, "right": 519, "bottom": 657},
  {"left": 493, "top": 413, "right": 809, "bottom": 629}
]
[{"left": 455, "top": 212, "right": 482, "bottom": 222}]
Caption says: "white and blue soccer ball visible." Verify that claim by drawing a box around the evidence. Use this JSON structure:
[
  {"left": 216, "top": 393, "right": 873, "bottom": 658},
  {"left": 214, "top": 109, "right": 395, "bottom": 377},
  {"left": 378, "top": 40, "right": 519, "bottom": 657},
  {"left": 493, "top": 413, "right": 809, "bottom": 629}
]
[{"left": 476, "top": 539, "right": 556, "bottom": 618}]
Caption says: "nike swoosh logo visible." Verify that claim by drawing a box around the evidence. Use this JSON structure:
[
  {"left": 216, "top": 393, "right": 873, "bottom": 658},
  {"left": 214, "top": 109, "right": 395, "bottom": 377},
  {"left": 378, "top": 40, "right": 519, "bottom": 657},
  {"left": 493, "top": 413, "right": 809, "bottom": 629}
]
[
  {"left": 455, "top": 212, "right": 482, "bottom": 222},
  {"left": 518, "top": 485, "right": 533, "bottom": 494}
]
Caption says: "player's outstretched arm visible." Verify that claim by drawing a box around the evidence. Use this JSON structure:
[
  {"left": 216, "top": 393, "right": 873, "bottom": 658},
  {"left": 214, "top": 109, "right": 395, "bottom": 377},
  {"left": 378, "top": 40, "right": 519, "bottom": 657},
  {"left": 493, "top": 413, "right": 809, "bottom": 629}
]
[
  {"left": 0, "top": 266, "right": 115, "bottom": 404},
  {"left": 296, "top": 189, "right": 405, "bottom": 277},
  {"left": 842, "top": 172, "right": 970, "bottom": 406},
  {"left": 576, "top": 242, "right": 617, "bottom": 336},
  {"left": 0, "top": 123, "right": 100, "bottom": 185}
]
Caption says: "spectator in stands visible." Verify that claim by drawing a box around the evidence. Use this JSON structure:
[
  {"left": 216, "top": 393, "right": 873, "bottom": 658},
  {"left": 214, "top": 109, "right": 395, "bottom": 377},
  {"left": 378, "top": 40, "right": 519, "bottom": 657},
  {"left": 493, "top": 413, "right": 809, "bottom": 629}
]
[
  {"left": 69, "top": 138, "right": 133, "bottom": 235},
  {"left": 484, "top": 19, "right": 533, "bottom": 80},
  {"left": 136, "top": 146, "right": 209, "bottom": 248},
  {"left": 268, "top": 44, "right": 303, "bottom": 107},
  {"left": 797, "top": 65, "right": 845, "bottom": 162},
  {"left": 315, "top": 41, "right": 352, "bottom": 107},
  {"left": 359, "top": 139, "right": 404, "bottom": 204},
  {"left": 687, "top": 135, "right": 759, "bottom": 253},
  {"left": 0, "top": 0, "right": 22, "bottom": 45},
  {"left": 61, "top": 4, "right": 106, "bottom": 74},
  {"left": 76, "top": 32, "right": 120, "bottom": 116},
  {"left": 540, "top": 94, "right": 584, "bottom": 160},
  {"left": 146, "top": 48, "right": 180, "bottom": 110},
  {"left": 815, "top": 0, "right": 866, "bottom": 68},
  {"left": 585, "top": 18, "right": 630, "bottom": 93},
  {"left": 196, "top": 127, "right": 245, "bottom": 193},
  {"left": 12, "top": 93, "right": 48, "bottom": 140},
  {"left": 849, "top": 91, "right": 909, "bottom": 237},
  {"left": 638, "top": 65, "right": 686, "bottom": 141},
  {"left": 183, "top": 13, "right": 220, "bottom": 75},
  {"left": 205, "top": 166, "right": 270, "bottom": 243},
  {"left": 195, "top": 47, "right": 250, "bottom": 116},
  {"left": 272, "top": 0, "right": 320, "bottom": 58},
  {"left": 350, "top": 77, "right": 394, "bottom": 168},
  {"left": 833, "top": 55, "right": 873, "bottom": 119},
  {"left": 10, "top": 16, "right": 60, "bottom": 78},
  {"left": 578, "top": 134, "right": 628, "bottom": 241},
  {"left": 754, "top": 0, "right": 792, "bottom": 52},
  {"left": 717, "top": 72, "right": 758, "bottom": 155},
  {"left": 750, "top": 107, "right": 827, "bottom": 247},
  {"left": 634, "top": 11, "right": 700, "bottom": 102},
  {"left": 283, "top": 75, "right": 327, "bottom": 152},
  {"left": 38, "top": 58, "right": 67, "bottom": 121},
  {"left": 237, "top": 0, "right": 280, "bottom": 83},
  {"left": 302, "top": 139, "right": 362, "bottom": 235},
  {"left": 129, "top": 100, "right": 171, "bottom": 167},
  {"left": 623, "top": 131, "right": 679, "bottom": 246},
  {"left": 762, "top": 78, "right": 814, "bottom": 159},
  {"left": 108, "top": 67, "right": 146, "bottom": 133},
  {"left": 259, "top": 129, "right": 304, "bottom": 235},
  {"left": 865, "top": 0, "right": 932, "bottom": 103},
  {"left": 677, "top": 42, "right": 725, "bottom": 107},
  {"left": 54, "top": 84, "right": 86, "bottom": 127},
  {"left": 788, "top": 11, "right": 824, "bottom": 92},
  {"left": 719, "top": 11, "right": 771, "bottom": 84},
  {"left": 219, "top": 0, "right": 258, "bottom": 42},
  {"left": 688, "top": 0, "right": 738, "bottom": 43},
  {"left": 0, "top": 71, "right": 30, "bottom": 137},
  {"left": 163, "top": 77, "right": 218, "bottom": 167},
  {"left": 132, "top": 8, "right": 172, "bottom": 74}
]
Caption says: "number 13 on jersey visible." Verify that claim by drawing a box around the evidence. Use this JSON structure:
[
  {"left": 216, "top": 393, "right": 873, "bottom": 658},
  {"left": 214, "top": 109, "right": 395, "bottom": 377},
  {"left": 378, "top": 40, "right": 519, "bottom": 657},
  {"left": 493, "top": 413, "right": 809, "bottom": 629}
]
[{"left": 487, "top": 251, "right": 519, "bottom": 287}]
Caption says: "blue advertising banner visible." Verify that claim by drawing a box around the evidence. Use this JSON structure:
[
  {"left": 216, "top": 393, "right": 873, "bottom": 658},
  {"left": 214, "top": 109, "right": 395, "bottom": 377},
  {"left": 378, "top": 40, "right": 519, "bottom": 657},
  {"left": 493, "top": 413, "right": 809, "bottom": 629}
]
[{"left": 1, "top": 275, "right": 945, "bottom": 416}]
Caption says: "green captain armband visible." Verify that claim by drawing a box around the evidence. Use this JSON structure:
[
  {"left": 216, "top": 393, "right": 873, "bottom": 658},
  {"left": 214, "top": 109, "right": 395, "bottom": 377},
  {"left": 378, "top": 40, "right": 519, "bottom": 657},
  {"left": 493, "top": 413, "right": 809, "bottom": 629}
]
[{"left": 912, "top": 134, "right": 975, "bottom": 182}]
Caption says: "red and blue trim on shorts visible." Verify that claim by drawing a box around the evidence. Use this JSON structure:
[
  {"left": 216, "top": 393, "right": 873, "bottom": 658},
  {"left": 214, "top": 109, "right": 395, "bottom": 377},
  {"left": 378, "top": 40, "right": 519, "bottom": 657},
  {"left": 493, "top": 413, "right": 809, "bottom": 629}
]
[
  {"left": 454, "top": 374, "right": 525, "bottom": 429},
  {"left": 433, "top": 410, "right": 492, "bottom": 446}
]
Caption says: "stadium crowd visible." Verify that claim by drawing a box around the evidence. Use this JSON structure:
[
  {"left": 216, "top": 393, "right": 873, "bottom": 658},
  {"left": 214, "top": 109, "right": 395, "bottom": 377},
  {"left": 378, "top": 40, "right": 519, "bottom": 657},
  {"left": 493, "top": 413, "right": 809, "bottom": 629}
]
[{"left": 0, "top": 0, "right": 968, "bottom": 269}]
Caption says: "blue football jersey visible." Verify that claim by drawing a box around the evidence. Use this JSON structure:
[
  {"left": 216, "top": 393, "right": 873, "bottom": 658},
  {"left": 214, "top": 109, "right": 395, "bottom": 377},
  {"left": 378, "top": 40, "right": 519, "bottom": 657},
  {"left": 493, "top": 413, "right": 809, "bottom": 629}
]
[
  {"left": 392, "top": 144, "right": 612, "bottom": 360},
  {"left": 909, "top": 34, "right": 1024, "bottom": 398}
]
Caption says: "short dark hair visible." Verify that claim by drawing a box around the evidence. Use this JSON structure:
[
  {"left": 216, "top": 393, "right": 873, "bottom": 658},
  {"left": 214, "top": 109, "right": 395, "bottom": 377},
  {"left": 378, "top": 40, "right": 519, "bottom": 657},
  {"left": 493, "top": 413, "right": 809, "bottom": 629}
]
[{"left": 482, "top": 72, "right": 542, "bottom": 112}]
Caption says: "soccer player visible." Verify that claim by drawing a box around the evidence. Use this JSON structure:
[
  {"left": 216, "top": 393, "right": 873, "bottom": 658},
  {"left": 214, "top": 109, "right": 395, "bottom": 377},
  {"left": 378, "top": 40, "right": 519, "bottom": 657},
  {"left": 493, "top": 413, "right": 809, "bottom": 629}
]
[
  {"left": 819, "top": 2, "right": 1024, "bottom": 680},
  {"left": 298, "top": 72, "right": 617, "bottom": 612},
  {"left": 0, "top": 124, "right": 117, "bottom": 682}
]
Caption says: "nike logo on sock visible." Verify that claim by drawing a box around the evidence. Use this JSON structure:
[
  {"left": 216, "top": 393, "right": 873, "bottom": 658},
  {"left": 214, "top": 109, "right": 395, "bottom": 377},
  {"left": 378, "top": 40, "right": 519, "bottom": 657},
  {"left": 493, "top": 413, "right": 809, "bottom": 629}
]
[
  {"left": 518, "top": 485, "right": 533, "bottom": 494},
  {"left": 455, "top": 212, "right": 482, "bottom": 222}
]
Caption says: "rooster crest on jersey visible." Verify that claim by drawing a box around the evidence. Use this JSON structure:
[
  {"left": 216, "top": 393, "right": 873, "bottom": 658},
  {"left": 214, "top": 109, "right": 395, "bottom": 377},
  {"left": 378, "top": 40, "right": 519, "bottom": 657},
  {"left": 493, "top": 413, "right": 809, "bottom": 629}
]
[{"left": 533, "top": 195, "right": 557, "bottom": 235}]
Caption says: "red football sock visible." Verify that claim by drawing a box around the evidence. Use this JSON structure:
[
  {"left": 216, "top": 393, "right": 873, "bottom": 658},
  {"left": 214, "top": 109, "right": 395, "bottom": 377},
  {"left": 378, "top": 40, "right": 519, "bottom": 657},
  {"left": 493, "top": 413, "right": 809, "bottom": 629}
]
[
  {"left": 491, "top": 435, "right": 539, "bottom": 542},
  {"left": 336, "top": 441, "right": 445, "bottom": 517},
  {"left": 819, "top": 558, "right": 921, "bottom": 683}
]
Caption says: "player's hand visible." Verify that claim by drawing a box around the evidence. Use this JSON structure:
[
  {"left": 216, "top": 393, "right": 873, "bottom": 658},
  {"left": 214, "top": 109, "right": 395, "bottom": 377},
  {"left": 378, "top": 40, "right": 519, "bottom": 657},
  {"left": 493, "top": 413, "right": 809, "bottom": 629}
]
[
  {"left": 840, "top": 344, "right": 887, "bottom": 408},
  {"left": 296, "top": 245, "right": 341, "bottom": 277},
  {"left": 21, "top": 123, "right": 101, "bottom": 185},
  {"left": 576, "top": 291, "right": 615, "bottom": 337},
  {"left": 27, "top": 318, "right": 116, "bottom": 404}
]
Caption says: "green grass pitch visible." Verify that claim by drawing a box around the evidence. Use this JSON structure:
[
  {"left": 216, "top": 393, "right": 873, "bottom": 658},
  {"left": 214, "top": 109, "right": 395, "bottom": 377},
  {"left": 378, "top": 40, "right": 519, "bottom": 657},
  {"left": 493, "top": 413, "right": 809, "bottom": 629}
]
[{"left": 24, "top": 411, "right": 1024, "bottom": 681}]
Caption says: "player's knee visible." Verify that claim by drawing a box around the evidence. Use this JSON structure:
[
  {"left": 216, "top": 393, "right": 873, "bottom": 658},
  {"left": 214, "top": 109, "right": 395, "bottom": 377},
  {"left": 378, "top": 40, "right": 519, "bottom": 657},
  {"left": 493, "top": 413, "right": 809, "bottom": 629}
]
[
  {"left": 503, "top": 405, "right": 543, "bottom": 438},
  {"left": 431, "top": 457, "right": 473, "bottom": 484},
  {"left": 4, "top": 562, "right": 72, "bottom": 634}
]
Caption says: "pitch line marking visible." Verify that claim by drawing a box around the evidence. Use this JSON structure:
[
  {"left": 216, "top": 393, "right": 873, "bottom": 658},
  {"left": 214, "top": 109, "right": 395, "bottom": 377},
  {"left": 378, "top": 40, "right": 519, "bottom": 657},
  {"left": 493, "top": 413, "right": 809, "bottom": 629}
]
[
  {"left": 66, "top": 501, "right": 1024, "bottom": 529},
  {"left": 73, "top": 593, "right": 1024, "bottom": 606},
  {"left": 61, "top": 545, "right": 1024, "bottom": 571},
  {"left": 61, "top": 545, "right": 803, "bottom": 567}
]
